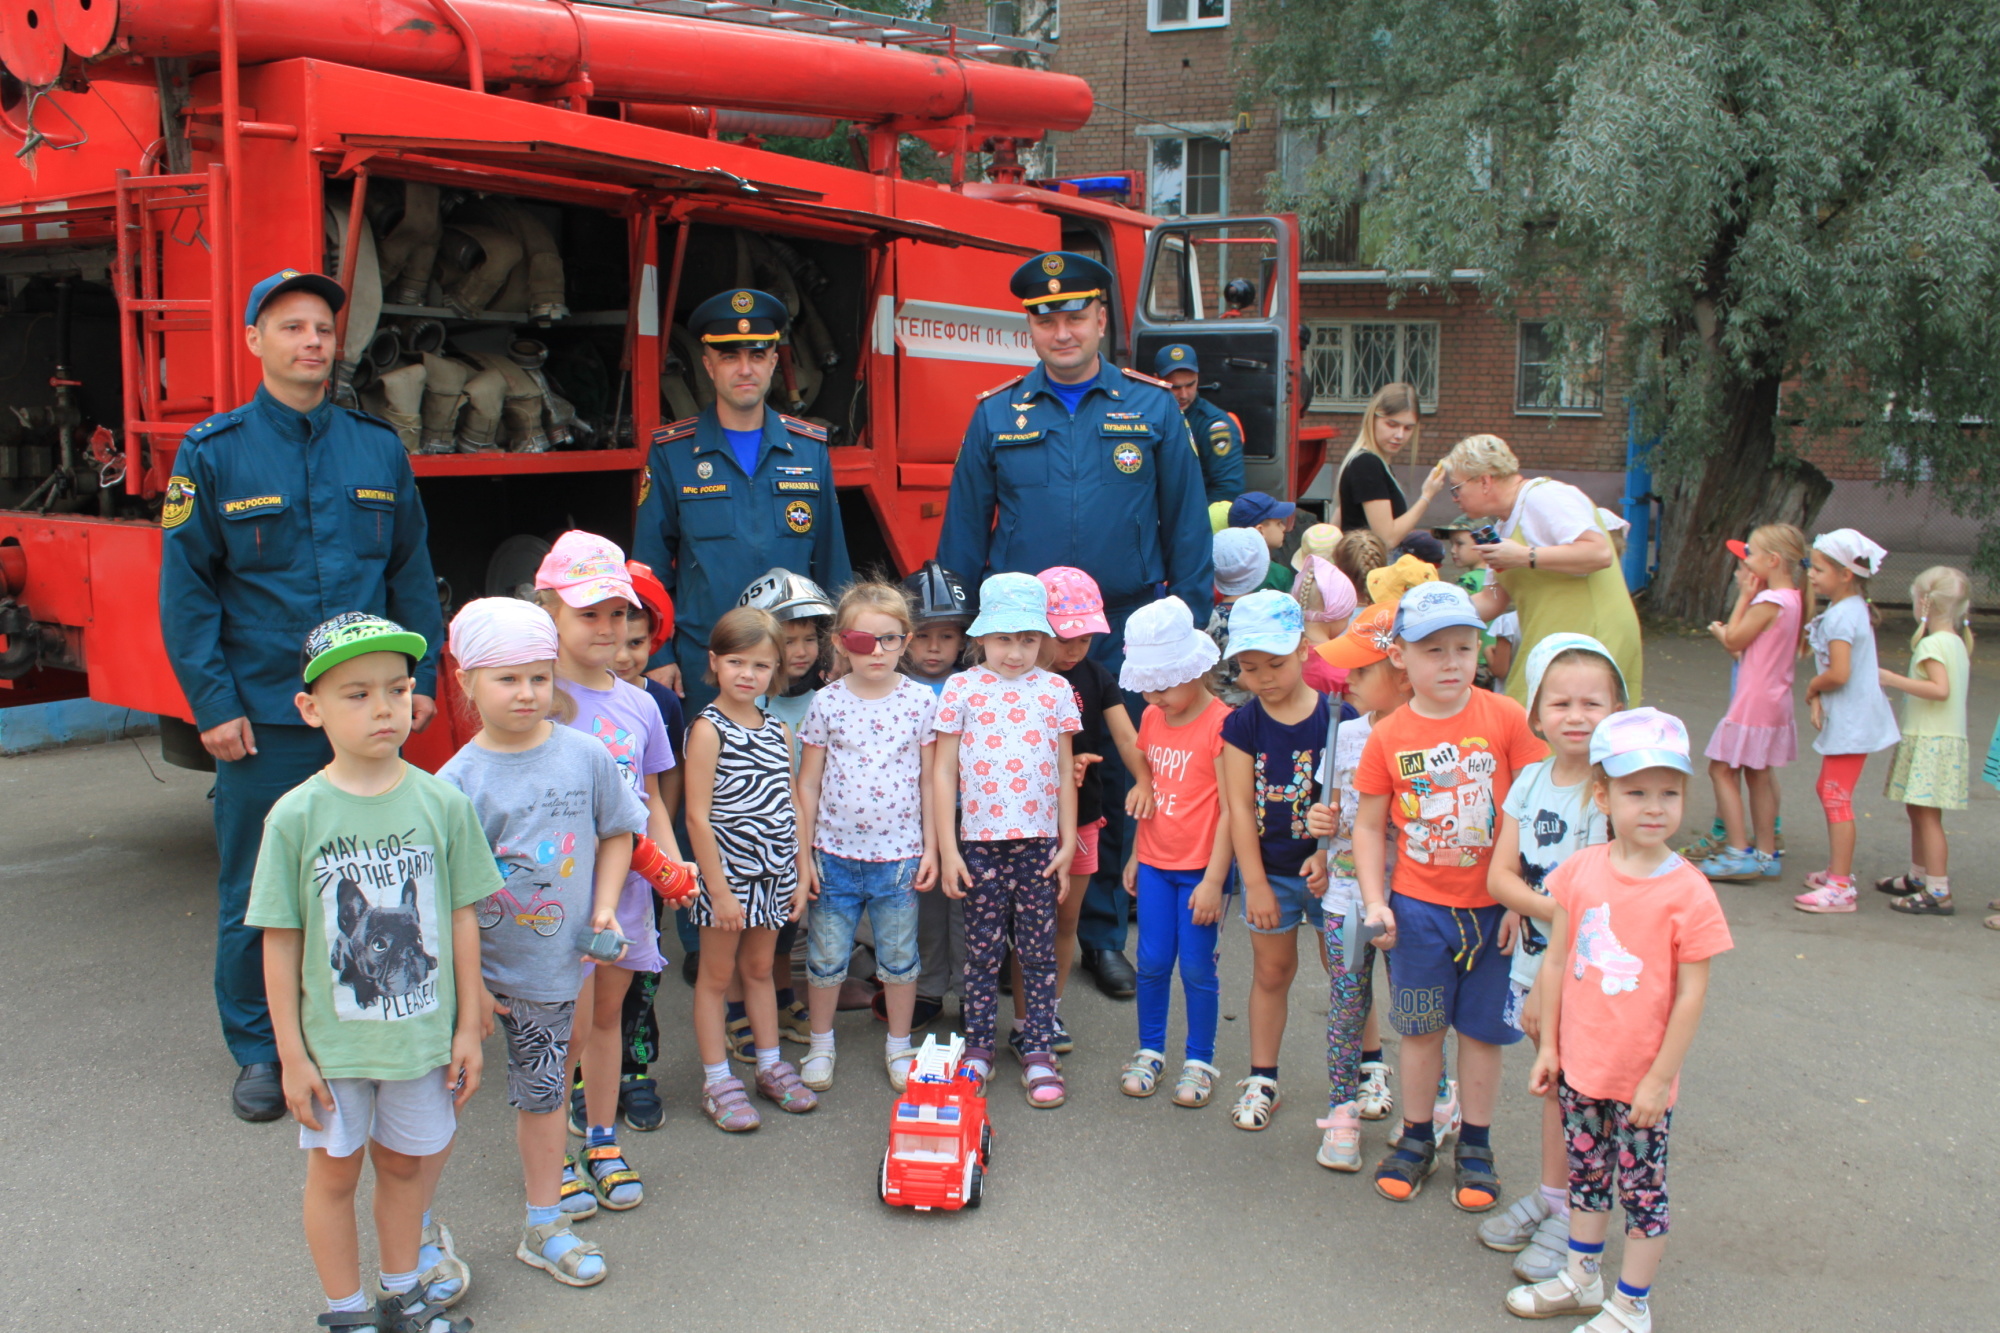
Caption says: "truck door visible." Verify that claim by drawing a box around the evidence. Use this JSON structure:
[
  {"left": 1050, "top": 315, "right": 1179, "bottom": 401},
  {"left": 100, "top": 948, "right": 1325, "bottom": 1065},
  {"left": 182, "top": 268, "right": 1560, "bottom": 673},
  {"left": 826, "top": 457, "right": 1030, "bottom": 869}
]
[{"left": 1132, "top": 216, "right": 1323, "bottom": 500}]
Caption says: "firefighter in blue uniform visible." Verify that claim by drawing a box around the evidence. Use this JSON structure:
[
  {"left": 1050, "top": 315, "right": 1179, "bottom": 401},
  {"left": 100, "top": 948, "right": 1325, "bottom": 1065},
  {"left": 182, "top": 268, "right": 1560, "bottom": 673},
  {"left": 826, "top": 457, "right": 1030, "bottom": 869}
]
[
  {"left": 158, "top": 269, "right": 443, "bottom": 1121},
  {"left": 633, "top": 287, "right": 850, "bottom": 716},
  {"left": 938, "top": 251, "right": 1213, "bottom": 999},
  {"left": 1155, "top": 342, "right": 1245, "bottom": 504}
]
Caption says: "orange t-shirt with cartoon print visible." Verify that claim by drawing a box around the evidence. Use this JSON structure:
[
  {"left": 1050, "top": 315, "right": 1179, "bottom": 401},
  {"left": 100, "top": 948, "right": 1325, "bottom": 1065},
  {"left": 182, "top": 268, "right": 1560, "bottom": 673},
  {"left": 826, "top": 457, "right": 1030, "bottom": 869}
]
[{"left": 1353, "top": 688, "right": 1547, "bottom": 909}]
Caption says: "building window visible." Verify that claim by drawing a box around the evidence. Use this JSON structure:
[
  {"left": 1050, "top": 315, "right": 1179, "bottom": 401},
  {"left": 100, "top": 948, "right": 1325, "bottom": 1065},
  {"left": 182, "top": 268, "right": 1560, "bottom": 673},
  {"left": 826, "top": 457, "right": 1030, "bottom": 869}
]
[
  {"left": 1149, "top": 136, "right": 1228, "bottom": 218},
  {"left": 1307, "top": 320, "right": 1439, "bottom": 411},
  {"left": 1150, "top": 0, "right": 1228, "bottom": 31},
  {"left": 1516, "top": 320, "right": 1606, "bottom": 414}
]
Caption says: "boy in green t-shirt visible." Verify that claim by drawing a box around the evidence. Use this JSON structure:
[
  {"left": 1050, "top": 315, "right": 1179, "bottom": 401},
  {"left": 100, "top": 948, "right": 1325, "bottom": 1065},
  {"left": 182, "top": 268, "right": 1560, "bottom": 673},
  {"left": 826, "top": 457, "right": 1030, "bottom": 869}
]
[{"left": 246, "top": 613, "right": 500, "bottom": 1333}]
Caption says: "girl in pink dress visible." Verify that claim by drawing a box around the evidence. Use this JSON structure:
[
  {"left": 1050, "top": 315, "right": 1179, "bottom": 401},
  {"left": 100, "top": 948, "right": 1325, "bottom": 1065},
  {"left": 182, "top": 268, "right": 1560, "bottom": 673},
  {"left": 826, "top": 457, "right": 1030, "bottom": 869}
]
[{"left": 1699, "top": 525, "right": 1811, "bottom": 883}]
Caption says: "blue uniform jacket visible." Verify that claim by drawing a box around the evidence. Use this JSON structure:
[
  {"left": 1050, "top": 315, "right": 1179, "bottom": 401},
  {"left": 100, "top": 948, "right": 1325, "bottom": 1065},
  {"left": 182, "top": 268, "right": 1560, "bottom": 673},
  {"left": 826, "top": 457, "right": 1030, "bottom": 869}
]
[
  {"left": 937, "top": 357, "right": 1214, "bottom": 625},
  {"left": 632, "top": 404, "right": 851, "bottom": 667},
  {"left": 158, "top": 387, "right": 443, "bottom": 731},
  {"left": 1183, "top": 394, "right": 1245, "bottom": 504}
]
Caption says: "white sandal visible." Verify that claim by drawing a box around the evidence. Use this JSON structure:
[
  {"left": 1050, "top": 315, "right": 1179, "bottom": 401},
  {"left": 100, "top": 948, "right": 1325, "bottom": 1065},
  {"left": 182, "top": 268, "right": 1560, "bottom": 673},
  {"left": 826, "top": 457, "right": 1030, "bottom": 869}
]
[
  {"left": 1119, "top": 1049, "right": 1166, "bottom": 1097},
  {"left": 1171, "top": 1059, "right": 1219, "bottom": 1108},
  {"left": 516, "top": 1217, "right": 606, "bottom": 1288},
  {"left": 1230, "top": 1075, "right": 1281, "bottom": 1130},
  {"left": 885, "top": 1044, "right": 918, "bottom": 1090},
  {"left": 800, "top": 1048, "right": 836, "bottom": 1092}
]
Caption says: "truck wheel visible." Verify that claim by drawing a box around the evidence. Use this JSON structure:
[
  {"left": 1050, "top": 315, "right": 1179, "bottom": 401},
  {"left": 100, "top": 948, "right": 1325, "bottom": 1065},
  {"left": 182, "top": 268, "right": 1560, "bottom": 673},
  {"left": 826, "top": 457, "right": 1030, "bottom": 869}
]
[
  {"left": 980, "top": 1122, "right": 992, "bottom": 1166},
  {"left": 878, "top": 1149, "right": 890, "bottom": 1203},
  {"left": 965, "top": 1161, "right": 984, "bottom": 1209}
]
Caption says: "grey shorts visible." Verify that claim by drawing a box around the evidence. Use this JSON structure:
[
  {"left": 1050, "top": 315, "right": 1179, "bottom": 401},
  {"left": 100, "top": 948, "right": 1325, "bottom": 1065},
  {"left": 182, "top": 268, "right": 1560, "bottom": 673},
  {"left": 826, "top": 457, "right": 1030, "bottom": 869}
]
[
  {"left": 297, "top": 1067, "right": 457, "bottom": 1158},
  {"left": 495, "top": 995, "right": 578, "bottom": 1113}
]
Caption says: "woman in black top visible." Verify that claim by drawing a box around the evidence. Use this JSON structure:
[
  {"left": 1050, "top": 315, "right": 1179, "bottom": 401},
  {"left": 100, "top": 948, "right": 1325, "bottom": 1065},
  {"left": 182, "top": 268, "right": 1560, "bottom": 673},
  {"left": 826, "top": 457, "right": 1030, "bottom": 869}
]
[{"left": 1333, "top": 381, "right": 1446, "bottom": 546}]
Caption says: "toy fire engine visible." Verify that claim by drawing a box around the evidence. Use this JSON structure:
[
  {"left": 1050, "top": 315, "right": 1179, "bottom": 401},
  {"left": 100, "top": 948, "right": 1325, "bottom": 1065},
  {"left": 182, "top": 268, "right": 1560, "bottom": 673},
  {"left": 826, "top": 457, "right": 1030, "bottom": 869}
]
[{"left": 878, "top": 1033, "right": 991, "bottom": 1212}]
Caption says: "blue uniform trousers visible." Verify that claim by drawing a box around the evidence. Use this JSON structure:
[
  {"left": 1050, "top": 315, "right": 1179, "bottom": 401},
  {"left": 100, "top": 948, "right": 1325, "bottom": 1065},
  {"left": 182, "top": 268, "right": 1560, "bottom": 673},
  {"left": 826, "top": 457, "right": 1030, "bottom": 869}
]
[{"left": 211, "top": 723, "right": 329, "bottom": 1065}]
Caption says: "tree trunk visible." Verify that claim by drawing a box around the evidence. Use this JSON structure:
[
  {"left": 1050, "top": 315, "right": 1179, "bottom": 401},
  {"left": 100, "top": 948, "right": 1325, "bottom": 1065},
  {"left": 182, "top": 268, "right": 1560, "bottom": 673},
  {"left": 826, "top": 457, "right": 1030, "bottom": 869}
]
[{"left": 1650, "top": 372, "right": 1833, "bottom": 623}]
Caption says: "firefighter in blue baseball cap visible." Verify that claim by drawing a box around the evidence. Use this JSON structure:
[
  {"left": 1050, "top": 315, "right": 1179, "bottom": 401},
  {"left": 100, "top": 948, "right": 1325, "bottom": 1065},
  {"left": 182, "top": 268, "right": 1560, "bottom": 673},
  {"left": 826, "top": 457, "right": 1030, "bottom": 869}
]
[
  {"left": 158, "top": 267, "right": 442, "bottom": 1120},
  {"left": 1153, "top": 342, "right": 1244, "bottom": 504},
  {"left": 633, "top": 287, "right": 850, "bottom": 713},
  {"left": 938, "top": 250, "right": 1213, "bottom": 998}
]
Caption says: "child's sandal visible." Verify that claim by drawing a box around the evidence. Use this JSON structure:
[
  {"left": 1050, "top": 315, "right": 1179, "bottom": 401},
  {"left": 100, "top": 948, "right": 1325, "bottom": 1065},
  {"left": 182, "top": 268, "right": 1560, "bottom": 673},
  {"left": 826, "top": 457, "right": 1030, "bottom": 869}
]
[
  {"left": 961, "top": 1048, "right": 993, "bottom": 1095},
  {"left": 516, "top": 1216, "right": 607, "bottom": 1288},
  {"left": 558, "top": 1153, "right": 598, "bottom": 1219},
  {"left": 1450, "top": 1142, "right": 1502, "bottom": 1212},
  {"left": 316, "top": 1314, "right": 381, "bottom": 1331},
  {"left": 701, "top": 1076, "right": 761, "bottom": 1132},
  {"left": 1874, "top": 873, "right": 1925, "bottom": 896},
  {"left": 725, "top": 1014, "right": 756, "bottom": 1064},
  {"left": 1172, "top": 1060, "right": 1219, "bottom": 1108},
  {"left": 1021, "top": 1053, "right": 1065, "bottom": 1108},
  {"left": 583, "top": 1143, "right": 643, "bottom": 1210},
  {"left": 1230, "top": 1075, "right": 1281, "bottom": 1130},
  {"left": 1889, "top": 890, "right": 1954, "bottom": 916},
  {"left": 375, "top": 1287, "right": 472, "bottom": 1333},
  {"left": 1372, "top": 1137, "right": 1440, "bottom": 1202},
  {"left": 1119, "top": 1049, "right": 1166, "bottom": 1098}
]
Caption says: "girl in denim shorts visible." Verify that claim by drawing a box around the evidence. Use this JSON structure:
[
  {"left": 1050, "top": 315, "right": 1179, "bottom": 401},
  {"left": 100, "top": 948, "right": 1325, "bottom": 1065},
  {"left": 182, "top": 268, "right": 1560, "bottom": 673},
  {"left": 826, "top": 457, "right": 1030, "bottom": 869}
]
[{"left": 796, "top": 582, "right": 941, "bottom": 1092}]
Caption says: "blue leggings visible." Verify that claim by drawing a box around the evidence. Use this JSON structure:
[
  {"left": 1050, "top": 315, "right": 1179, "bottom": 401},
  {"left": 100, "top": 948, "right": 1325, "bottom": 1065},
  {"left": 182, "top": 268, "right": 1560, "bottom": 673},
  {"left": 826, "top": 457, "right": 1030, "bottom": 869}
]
[{"left": 1134, "top": 864, "right": 1225, "bottom": 1064}]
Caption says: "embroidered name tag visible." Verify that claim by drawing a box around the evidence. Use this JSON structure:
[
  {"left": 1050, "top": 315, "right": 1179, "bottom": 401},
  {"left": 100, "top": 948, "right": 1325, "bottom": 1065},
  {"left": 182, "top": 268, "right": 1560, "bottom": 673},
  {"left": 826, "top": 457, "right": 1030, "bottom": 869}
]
[
  {"left": 222, "top": 495, "right": 284, "bottom": 515},
  {"left": 681, "top": 484, "right": 731, "bottom": 498}
]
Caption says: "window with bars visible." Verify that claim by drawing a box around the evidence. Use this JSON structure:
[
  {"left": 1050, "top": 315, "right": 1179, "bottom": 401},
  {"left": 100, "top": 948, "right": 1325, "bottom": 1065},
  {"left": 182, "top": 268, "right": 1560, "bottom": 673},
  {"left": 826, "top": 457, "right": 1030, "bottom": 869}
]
[
  {"left": 1516, "top": 320, "right": 1606, "bottom": 414},
  {"left": 1150, "top": 0, "right": 1228, "bottom": 30},
  {"left": 1306, "top": 321, "right": 1438, "bottom": 411},
  {"left": 1148, "top": 136, "right": 1228, "bottom": 218}
]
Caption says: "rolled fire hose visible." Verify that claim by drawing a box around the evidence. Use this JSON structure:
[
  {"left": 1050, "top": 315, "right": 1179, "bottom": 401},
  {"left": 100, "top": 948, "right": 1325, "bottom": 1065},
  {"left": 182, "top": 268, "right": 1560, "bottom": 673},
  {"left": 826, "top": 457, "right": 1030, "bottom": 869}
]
[
  {"left": 325, "top": 199, "right": 383, "bottom": 366},
  {"left": 365, "top": 326, "right": 402, "bottom": 371},
  {"left": 458, "top": 367, "right": 508, "bottom": 452},
  {"left": 661, "top": 371, "right": 700, "bottom": 422},
  {"left": 377, "top": 181, "right": 442, "bottom": 308},
  {"left": 507, "top": 339, "right": 571, "bottom": 447},
  {"left": 419, "top": 352, "right": 469, "bottom": 454},
  {"left": 440, "top": 224, "right": 524, "bottom": 318},
  {"left": 469, "top": 350, "right": 549, "bottom": 452},
  {"left": 483, "top": 199, "right": 569, "bottom": 321},
  {"left": 376, "top": 362, "right": 427, "bottom": 454},
  {"left": 402, "top": 318, "right": 447, "bottom": 355}
]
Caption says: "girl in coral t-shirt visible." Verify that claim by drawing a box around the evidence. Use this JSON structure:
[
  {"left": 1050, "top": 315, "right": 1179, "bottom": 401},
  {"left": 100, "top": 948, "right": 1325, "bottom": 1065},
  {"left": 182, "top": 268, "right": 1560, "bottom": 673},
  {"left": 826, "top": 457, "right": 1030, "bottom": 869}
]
[{"left": 1510, "top": 709, "right": 1733, "bottom": 1333}]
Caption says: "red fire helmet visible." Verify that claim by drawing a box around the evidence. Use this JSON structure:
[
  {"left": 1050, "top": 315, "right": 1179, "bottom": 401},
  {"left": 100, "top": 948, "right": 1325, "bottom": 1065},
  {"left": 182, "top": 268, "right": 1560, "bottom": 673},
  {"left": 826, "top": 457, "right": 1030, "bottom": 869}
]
[{"left": 626, "top": 560, "right": 675, "bottom": 653}]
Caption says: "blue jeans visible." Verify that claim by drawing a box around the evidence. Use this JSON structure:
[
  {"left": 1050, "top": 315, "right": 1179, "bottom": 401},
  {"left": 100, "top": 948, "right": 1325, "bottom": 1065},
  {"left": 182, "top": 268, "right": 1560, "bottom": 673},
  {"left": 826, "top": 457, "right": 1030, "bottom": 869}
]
[
  {"left": 1134, "top": 864, "right": 1227, "bottom": 1065},
  {"left": 806, "top": 853, "right": 921, "bottom": 987},
  {"left": 214, "top": 722, "right": 330, "bottom": 1065},
  {"left": 1241, "top": 871, "right": 1325, "bottom": 935}
]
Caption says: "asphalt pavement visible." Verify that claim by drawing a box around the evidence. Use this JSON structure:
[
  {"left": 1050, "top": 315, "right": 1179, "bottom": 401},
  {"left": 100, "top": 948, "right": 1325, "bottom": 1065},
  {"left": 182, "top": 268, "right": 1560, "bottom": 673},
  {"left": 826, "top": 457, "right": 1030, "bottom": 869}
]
[{"left": 3, "top": 626, "right": 1997, "bottom": 1331}]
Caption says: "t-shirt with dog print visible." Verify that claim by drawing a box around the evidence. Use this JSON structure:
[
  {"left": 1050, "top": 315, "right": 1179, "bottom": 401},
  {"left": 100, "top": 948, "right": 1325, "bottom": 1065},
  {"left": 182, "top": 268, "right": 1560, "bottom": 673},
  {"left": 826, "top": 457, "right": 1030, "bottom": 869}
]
[
  {"left": 247, "top": 766, "right": 504, "bottom": 1081},
  {"left": 1546, "top": 843, "right": 1733, "bottom": 1106}
]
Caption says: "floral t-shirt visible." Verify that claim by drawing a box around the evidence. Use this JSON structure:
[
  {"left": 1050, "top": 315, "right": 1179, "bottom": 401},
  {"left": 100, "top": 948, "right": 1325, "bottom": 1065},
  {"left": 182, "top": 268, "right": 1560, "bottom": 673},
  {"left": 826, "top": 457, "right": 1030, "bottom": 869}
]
[
  {"left": 935, "top": 666, "right": 1082, "bottom": 841},
  {"left": 799, "top": 675, "right": 937, "bottom": 862}
]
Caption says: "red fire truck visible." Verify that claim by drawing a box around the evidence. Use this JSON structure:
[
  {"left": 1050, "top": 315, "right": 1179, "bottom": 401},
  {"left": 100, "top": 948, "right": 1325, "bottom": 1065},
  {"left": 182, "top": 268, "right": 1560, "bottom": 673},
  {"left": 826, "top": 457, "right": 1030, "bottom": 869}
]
[{"left": 0, "top": 0, "right": 1323, "bottom": 769}]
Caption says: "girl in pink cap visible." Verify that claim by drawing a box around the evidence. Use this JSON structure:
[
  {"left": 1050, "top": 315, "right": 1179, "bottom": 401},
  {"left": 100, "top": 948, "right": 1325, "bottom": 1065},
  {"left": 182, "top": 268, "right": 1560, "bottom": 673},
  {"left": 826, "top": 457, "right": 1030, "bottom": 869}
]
[
  {"left": 533, "top": 531, "right": 677, "bottom": 1212},
  {"left": 1023, "top": 566, "right": 1148, "bottom": 1059}
]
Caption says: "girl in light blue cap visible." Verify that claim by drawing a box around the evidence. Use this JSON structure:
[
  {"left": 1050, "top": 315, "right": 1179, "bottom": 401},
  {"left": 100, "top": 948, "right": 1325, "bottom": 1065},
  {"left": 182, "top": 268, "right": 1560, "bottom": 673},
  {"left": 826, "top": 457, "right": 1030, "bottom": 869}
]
[{"left": 931, "top": 572, "right": 1082, "bottom": 1106}]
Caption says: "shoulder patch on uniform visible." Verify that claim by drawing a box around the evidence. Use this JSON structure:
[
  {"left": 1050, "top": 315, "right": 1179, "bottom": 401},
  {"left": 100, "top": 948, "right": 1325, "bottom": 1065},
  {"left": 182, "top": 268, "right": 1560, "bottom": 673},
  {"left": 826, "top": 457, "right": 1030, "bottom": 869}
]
[
  {"left": 653, "top": 416, "right": 699, "bottom": 445},
  {"left": 160, "top": 475, "right": 196, "bottom": 529},
  {"left": 181, "top": 410, "right": 245, "bottom": 444},
  {"left": 340, "top": 405, "right": 398, "bottom": 435},
  {"left": 977, "top": 374, "right": 1028, "bottom": 401},
  {"left": 780, "top": 414, "right": 828, "bottom": 442},
  {"left": 1120, "top": 367, "right": 1173, "bottom": 389}
]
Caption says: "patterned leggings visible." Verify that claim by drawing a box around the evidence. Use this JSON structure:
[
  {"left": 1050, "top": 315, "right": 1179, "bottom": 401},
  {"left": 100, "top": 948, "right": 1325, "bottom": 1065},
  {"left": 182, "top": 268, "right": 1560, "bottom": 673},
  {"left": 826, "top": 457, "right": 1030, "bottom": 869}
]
[
  {"left": 961, "top": 837, "right": 1059, "bottom": 1054},
  {"left": 1321, "top": 911, "right": 1378, "bottom": 1109},
  {"left": 1558, "top": 1075, "right": 1674, "bottom": 1237}
]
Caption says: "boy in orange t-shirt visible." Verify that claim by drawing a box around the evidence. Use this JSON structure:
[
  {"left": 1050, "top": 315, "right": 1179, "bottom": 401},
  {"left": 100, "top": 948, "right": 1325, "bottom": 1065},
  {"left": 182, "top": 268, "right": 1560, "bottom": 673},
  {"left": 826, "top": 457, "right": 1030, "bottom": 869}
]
[
  {"left": 1116, "top": 597, "right": 1236, "bottom": 1109},
  {"left": 1352, "top": 583, "right": 1547, "bottom": 1211}
]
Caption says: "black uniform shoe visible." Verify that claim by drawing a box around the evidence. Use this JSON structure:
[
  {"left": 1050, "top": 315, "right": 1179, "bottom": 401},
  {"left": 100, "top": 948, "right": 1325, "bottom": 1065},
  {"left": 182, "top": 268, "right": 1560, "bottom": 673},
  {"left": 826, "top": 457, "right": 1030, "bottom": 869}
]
[
  {"left": 1081, "top": 949, "right": 1137, "bottom": 999},
  {"left": 680, "top": 950, "right": 701, "bottom": 988},
  {"left": 232, "top": 1062, "right": 286, "bottom": 1122}
]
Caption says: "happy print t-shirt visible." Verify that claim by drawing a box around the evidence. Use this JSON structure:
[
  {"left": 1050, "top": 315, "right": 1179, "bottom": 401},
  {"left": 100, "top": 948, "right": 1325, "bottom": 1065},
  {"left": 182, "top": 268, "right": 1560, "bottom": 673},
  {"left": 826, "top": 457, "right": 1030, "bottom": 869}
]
[
  {"left": 1548, "top": 844, "right": 1733, "bottom": 1105},
  {"left": 935, "top": 666, "right": 1082, "bottom": 841},
  {"left": 1354, "top": 688, "right": 1547, "bottom": 910},
  {"left": 1135, "top": 696, "right": 1233, "bottom": 871}
]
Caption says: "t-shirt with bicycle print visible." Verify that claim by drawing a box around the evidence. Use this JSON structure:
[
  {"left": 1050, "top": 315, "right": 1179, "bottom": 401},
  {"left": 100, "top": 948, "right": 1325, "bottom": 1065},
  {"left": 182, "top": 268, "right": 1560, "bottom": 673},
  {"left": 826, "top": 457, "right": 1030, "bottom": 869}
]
[{"left": 438, "top": 725, "right": 649, "bottom": 1002}]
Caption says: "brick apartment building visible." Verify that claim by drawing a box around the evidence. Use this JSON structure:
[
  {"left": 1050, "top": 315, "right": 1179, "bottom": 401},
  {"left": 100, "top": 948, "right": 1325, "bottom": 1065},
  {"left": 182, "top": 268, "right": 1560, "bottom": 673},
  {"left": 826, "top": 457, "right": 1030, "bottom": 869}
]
[{"left": 947, "top": 0, "right": 1972, "bottom": 589}]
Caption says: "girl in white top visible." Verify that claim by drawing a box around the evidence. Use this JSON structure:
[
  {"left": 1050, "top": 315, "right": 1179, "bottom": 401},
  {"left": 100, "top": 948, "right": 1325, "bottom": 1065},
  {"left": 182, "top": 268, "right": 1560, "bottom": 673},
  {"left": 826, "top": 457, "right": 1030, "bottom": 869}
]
[
  {"left": 1480, "top": 634, "right": 1623, "bottom": 1284},
  {"left": 1796, "top": 529, "right": 1902, "bottom": 912},
  {"left": 1871, "top": 566, "right": 1974, "bottom": 918},
  {"left": 795, "top": 582, "right": 939, "bottom": 1092}
]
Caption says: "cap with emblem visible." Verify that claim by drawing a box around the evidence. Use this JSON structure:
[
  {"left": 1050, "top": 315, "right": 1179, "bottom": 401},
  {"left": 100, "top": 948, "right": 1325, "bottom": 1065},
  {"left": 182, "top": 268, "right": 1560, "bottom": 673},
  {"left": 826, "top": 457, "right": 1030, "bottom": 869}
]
[
  {"left": 1153, "top": 344, "right": 1199, "bottom": 378},
  {"left": 244, "top": 269, "right": 345, "bottom": 327},
  {"left": 301, "top": 612, "right": 426, "bottom": 685},
  {"left": 1011, "top": 251, "right": 1113, "bottom": 313},
  {"left": 688, "top": 288, "right": 789, "bottom": 347}
]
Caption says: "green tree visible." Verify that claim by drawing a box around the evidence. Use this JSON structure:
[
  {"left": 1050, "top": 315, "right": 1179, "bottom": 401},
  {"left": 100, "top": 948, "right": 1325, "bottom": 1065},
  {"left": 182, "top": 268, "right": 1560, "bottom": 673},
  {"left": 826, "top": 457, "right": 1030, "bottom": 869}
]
[{"left": 1252, "top": 0, "right": 2000, "bottom": 618}]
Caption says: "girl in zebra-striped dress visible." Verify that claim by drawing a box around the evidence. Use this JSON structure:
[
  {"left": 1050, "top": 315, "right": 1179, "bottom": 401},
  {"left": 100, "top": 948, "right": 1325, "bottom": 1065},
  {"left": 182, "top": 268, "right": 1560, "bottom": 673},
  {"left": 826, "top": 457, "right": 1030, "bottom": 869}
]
[{"left": 684, "top": 606, "right": 818, "bottom": 1130}]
